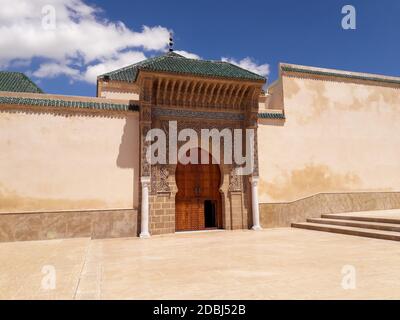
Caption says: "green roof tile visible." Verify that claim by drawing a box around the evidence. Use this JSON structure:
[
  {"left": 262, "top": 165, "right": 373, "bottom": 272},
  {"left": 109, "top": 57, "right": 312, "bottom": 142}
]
[
  {"left": 258, "top": 112, "right": 285, "bottom": 119},
  {"left": 100, "top": 52, "right": 266, "bottom": 83},
  {"left": 0, "top": 71, "right": 43, "bottom": 93},
  {"left": 0, "top": 96, "right": 139, "bottom": 112}
]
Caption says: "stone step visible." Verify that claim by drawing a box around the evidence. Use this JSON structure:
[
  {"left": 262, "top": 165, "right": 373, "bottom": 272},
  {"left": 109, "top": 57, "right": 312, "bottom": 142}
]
[
  {"left": 321, "top": 213, "right": 400, "bottom": 225},
  {"left": 291, "top": 222, "right": 400, "bottom": 242},
  {"left": 307, "top": 218, "right": 400, "bottom": 232}
]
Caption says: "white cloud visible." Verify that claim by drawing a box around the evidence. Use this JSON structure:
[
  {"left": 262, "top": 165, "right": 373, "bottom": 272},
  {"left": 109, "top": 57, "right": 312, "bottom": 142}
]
[
  {"left": 33, "top": 62, "right": 81, "bottom": 79},
  {"left": 221, "top": 57, "right": 270, "bottom": 77},
  {"left": 0, "top": 1, "right": 270, "bottom": 86},
  {"left": 32, "top": 51, "right": 148, "bottom": 84},
  {"left": 8, "top": 59, "right": 31, "bottom": 68},
  {"left": 174, "top": 50, "right": 201, "bottom": 60},
  {"left": 0, "top": 0, "right": 170, "bottom": 82},
  {"left": 82, "top": 51, "right": 147, "bottom": 83}
]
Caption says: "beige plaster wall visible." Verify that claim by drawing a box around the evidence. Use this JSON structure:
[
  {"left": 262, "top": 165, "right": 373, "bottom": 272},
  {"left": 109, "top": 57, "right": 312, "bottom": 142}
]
[
  {"left": 0, "top": 109, "right": 140, "bottom": 213},
  {"left": 266, "top": 79, "right": 283, "bottom": 110},
  {"left": 258, "top": 75, "right": 400, "bottom": 203},
  {"left": 99, "top": 91, "right": 139, "bottom": 100}
]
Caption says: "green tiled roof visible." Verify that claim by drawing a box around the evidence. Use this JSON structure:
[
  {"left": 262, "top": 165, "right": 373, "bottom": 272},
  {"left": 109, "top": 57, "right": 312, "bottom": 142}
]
[
  {"left": 0, "top": 96, "right": 139, "bottom": 112},
  {"left": 281, "top": 65, "right": 400, "bottom": 86},
  {"left": 258, "top": 112, "right": 285, "bottom": 119},
  {"left": 100, "top": 52, "right": 266, "bottom": 83},
  {"left": 0, "top": 71, "right": 43, "bottom": 93}
]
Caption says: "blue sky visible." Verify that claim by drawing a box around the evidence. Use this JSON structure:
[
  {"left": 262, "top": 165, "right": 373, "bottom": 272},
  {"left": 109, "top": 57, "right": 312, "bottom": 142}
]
[{"left": 2, "top": 0, "right": 400, "bottom": 96}]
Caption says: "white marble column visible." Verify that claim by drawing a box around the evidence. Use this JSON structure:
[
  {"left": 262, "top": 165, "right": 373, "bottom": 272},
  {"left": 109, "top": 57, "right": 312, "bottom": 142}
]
[
  {"left": 250, "top": 176, "right": 262, "bottom": 230},
  {"left": 140, "top": 176, "right": 151, "bottom": 238}
]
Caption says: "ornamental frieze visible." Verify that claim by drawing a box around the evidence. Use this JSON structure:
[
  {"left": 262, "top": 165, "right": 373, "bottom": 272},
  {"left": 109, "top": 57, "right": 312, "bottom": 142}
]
[{"left": 152, "top": 107, "right": 245, "bottom": 121}]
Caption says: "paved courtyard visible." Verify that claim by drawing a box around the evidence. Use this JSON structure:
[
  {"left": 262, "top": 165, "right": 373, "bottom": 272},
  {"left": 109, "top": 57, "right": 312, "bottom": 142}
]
[{"left": 0, "top": 228, "right": 399, "bottom": 299}]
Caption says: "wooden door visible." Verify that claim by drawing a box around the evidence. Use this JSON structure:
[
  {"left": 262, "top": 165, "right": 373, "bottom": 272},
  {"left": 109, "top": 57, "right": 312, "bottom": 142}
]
[{"left": 175, "top": 150, "right": 222, "bottom": 231}]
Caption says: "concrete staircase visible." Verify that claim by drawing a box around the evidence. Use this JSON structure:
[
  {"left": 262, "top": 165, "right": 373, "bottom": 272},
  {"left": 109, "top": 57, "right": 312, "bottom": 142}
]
[{"left": 292, "top": 211, "right": 400, "bottom": 241}]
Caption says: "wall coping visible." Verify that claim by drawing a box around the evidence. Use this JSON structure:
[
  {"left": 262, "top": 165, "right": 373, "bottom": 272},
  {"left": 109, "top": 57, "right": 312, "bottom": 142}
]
[{"left": 260, "top": 191, "right": 400, "bottom": 206}]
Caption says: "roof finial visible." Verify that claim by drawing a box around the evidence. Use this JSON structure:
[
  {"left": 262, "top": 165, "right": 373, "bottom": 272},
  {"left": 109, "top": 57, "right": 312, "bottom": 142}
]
[{"left": 169, "top": 32, "right": 174, "bottom": 52}]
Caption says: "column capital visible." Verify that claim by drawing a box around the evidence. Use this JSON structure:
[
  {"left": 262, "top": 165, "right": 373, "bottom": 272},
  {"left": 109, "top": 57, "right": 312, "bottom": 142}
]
[
  {"left": 249, "top": 176, "right": 259, "bottom": 185},
  {"left": 141, "top": 176, "right": 151, "bottom": 185}
]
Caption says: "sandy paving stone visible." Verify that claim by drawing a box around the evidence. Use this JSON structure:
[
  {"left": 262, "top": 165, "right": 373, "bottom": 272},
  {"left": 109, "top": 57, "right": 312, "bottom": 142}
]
[{"left": 0, "top": 229, "right": 400, "bottom": 299}]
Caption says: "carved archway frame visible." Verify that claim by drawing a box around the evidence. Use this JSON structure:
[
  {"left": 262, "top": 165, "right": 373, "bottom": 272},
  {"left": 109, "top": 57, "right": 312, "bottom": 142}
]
[
  {"left": 146, "top": 116, "right": 253, "bottom": 233},
  {"left": 138, "top": 73, "right": 263, "bottom": 235}
]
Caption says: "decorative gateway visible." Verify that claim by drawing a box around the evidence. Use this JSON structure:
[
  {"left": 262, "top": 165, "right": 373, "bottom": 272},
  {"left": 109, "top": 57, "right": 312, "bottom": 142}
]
[{"left": 97, "top": 51, "right": 266, "bottom": 236}]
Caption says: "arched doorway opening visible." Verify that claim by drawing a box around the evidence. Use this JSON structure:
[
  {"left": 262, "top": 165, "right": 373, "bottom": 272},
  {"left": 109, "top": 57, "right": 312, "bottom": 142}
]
[{"left": 175, "top": 148, "right": 222, "bottom": 231}]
